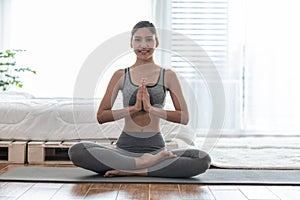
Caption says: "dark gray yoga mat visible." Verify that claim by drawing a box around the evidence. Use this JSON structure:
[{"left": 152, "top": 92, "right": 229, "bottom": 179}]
[{"left": 0, "top": 167, "right": 299, "bottom": 185}]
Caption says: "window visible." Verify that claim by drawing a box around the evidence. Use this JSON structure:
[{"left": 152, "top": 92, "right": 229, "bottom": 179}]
[
  {"left": 154, "top": 0, "right": 237, "bottom": 134},
  {"left": 155, "top": 0, "right": 300, "bottom": 135}
]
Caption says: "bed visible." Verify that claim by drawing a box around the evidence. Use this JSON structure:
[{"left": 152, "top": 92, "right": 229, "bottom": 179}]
[
  {"left": 0, "top": 91, "right": 195, "bottom": 143},
  {"left": 0, "top": 92, "right": 195, "bottom": 162},
  {"left": 0, "top": 97, "right": 117, "bottom": 141}
]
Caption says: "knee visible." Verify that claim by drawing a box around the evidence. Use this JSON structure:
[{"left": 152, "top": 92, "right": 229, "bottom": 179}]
[
  {"left": 188, "top": 149, "right": 212, "bottom": 167},
  {"left": 68, "top": 142, "right": 86, "bottom": 165},
  {"left": 193, "top": 151, "right": 211, "bottom": 176},
  {"left": 200, "top": 151, "right": 211, "bottom": 170}
]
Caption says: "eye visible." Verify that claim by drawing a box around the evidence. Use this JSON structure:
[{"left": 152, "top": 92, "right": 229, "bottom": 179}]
[
  {"left": 134, "top": 38, "right": 141, "bottom": 42},
  {"left": 146, "top": 38, "right": 154, "bottom": 42}
]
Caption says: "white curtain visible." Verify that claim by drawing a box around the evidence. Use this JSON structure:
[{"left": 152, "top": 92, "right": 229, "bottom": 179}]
[
  {"left": 244, "top": 0, "right": 300, "bottom": 133},
  {"left": 0, "top": 0, "right": 11, "bottom": 50},
  {"left": 151, "top": 0, "right": 172, "bottom": 67}
]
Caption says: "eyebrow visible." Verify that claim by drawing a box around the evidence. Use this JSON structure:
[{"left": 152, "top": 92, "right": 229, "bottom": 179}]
[{"left": 133, "top": 36, "right": 154, "bottom": 38}]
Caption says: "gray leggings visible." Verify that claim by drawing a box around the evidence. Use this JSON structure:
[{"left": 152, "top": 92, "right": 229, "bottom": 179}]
[{"left": 68, "top": 141, "right": 211, "bottom": 178}]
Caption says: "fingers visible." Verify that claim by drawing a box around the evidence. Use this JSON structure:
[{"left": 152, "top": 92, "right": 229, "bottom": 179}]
[
  {"left": 137, "top": 85, "right": 143, "bottom": 97},
  {"left": 141, "top": 77, "right": 146, "bottom": 84},
  {"left": 141, "top": 78, "right": 146, "bottom": 89},
  {"left": 140, "top": 78, "right": 149, "bottom": 95},
  {"left": 137, "top": 78, "right": 145, "bottom": 95},
  {"left": 141, "top": 80, "right": 146, "bottom": 96},
  {"left": 139, "top": 78, "right": 151, "bottom": 112},
  {"left": 138, "top": 78, "right": 148, "bottom": 98}
]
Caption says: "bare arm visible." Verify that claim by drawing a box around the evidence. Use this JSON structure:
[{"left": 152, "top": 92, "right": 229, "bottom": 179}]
[
  {"left": 97, "top": 69, "right": 141, "bottom": 124},
  {"left": 143, "top": 69, "right": 189, "bottom": 125}
]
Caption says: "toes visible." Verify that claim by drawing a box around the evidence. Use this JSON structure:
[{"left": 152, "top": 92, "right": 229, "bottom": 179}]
[
  {"left": 104, "top": 172, "right": 111, "bottom": 177},
  {"left": 158, "top": 151, "right": 177, "bottom": 159},
  {"left": 104, "top": 170, "right": 115, "bottom": 178},
  {"left": 165, "top": 151, "right": 177, "bottom": 158},
  {"left": 171, "top": 153, "right": 177, "bottom": 158},
  {"left": 161, "top": 150, "right": 171, "bottom": 156}
]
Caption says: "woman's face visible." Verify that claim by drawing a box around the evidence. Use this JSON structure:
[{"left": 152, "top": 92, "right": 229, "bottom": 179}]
[{"left": 131, "top": 27, "right": 157, "bottom": 61}]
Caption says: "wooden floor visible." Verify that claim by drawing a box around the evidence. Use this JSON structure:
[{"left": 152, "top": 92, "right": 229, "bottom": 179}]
[{"left": 0, "top": 164, "right": 299, "bottom": 200}]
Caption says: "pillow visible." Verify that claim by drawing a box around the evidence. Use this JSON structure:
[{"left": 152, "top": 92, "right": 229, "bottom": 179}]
[{"left": 0, "top": 91, "right": 35, "bottom": 99}]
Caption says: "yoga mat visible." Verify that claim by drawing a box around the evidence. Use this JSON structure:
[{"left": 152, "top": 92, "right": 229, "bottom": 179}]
[{"left": 0, "top": 167, "right": 299, "bottom": 185}]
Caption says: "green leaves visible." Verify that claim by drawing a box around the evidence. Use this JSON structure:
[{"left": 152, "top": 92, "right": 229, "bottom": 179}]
[
  {"left": 0, "top": 49, "right": 36, "bottom": 91},
  {"left": 14, "top": 67, "right": 36, "bottom": 74}
]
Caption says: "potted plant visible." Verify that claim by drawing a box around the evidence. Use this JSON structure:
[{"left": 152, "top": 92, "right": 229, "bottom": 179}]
[{"left": 0, "top": 49, "right": 36, "bottom": 91}]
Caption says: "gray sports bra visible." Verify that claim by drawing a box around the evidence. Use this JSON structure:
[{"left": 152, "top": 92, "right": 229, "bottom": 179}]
[{"left": 122, "top": 67, "right": 166, "bottom": 108}]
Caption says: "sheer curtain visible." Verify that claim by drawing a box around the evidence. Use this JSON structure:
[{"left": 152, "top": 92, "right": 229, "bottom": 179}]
[
  {"left": 244, "top": 0, "right": 300, "bottom": 134},
  {"left": 0, "top": 0, "right": 11, "bottom": 50}
]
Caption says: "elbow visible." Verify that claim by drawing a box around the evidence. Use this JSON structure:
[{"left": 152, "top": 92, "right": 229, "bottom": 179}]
[
  {"left": 181, "top": 113, "right": 189, "bottom": 125},
  {"left": 97, "top": 113, "right": 106, "bottom": 124}
]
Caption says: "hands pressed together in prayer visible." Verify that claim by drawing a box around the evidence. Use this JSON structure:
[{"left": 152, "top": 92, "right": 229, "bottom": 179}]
[{"left": 134, "top": 78, "right": 152, "bottom": 112}]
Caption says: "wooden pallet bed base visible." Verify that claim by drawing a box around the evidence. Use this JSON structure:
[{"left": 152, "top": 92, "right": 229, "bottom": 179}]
[{"left": 0, "top": 141, "right": 27, "bottom": 164}]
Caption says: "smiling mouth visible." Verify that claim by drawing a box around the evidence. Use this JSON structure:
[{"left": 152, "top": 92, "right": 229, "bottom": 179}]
[{"left": 138, "top": 49, "right": 150, "bottom": 53}]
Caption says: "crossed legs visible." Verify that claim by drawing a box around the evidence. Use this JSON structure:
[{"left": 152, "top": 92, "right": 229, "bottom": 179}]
[{"left": 68, "top": 141, "right": 211, "bottom": 178}]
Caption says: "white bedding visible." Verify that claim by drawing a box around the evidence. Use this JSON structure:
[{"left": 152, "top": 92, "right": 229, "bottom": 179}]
[
  {"left": 0, "top": 97, "right": 122, "bottom": 140},
  {"left": 0, "top": 93, "right": 195, "bottom": 143}
]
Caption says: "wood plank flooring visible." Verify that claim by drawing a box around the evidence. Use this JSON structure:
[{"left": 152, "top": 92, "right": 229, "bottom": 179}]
[{"left": 0, "top": 164, "right": 299, "bottom": 200}]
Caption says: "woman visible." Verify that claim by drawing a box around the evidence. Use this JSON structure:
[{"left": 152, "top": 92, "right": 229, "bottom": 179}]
[{"left": 68, "top": 21, "right": 211, "bottom": 178}]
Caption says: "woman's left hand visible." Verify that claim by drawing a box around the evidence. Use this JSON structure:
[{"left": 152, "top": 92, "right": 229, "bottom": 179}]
[{"left": 141, "top": 78, "right": 152, "bottom": 112}]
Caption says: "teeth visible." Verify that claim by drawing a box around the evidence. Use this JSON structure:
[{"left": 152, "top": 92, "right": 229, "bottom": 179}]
[{"left": 139, "top": 49, "right": 149, "bottom": 52}]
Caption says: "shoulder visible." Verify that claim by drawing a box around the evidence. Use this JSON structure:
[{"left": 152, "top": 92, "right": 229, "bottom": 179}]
[
  {"left": 108, "top": 68, "right": 126, "bottom": 88},
  {"left": 164, "top": 68, "right": 180, "bottom": 89},
  {"left": 164, "top": 68, "right": 179, "bottom": 81},
  {"left": 164, "top": 68, "right": 176, "bottom": 76},
  {"left": 113, "top": 68, "right": 125, "bottom": 77},
  {"left": 111, "top": 68, "right": 126, "bottom": 81}
]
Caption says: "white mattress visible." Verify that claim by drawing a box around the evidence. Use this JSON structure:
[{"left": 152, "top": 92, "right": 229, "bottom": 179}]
[
  {"left": 0, "top": 97, "right": 122, "bottom": 140},
  {"left": 0, "top": 92, "right": 195, "bottom": 143}
]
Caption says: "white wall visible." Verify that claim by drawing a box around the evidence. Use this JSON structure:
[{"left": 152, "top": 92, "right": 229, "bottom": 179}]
[{"left": 8, "top": 0, "right": 153, "bottom": 97}]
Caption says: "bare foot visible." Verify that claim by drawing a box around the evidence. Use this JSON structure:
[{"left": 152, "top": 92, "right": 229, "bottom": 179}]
[
  {"left": 104, "top": 169, "right": 147, "bottom": 177},
  {"left": 135, "top": 151, "right": 177, "bottom": 169}
]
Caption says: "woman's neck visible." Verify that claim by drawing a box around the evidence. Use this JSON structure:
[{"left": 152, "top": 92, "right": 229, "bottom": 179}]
[{"left": 133, "top": 57, "right": 155, "bottom": 66}]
